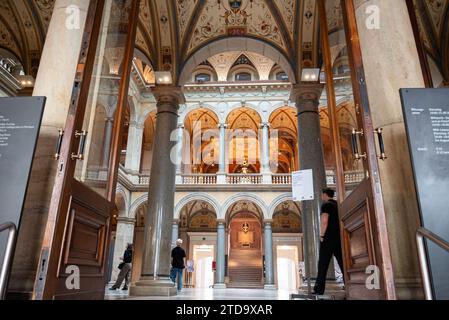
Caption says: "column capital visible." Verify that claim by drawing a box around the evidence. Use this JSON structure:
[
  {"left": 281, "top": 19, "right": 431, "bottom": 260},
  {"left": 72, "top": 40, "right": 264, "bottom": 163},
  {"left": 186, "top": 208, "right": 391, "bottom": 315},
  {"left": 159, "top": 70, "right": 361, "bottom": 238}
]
[
  {"left": 217, "top": 219, "right": 226, "bottom": 225},
  {"left": 260, "top": 122, "right": 270, "bottom": 129},
  {"left": 290, "top": 83, "right": 324, "bottom": 112},
  {"left": 151, "top": 85, "right": 186, "bottom": 109},
  {"left": 178, "top": 124, "right": 185, "bottom": 129},
  {"left": 116, "top": 217, "right": 136, "bottom": 225},
  {"left": 218, "top": 123, "right": 228, "bottom": 129},
  {"left": 263, "top": 220, "right": 273, "bottom": 227},
  {"left": 172, "top": 219, "right": 180, "bottom": 225},
  {"left": 104, "top": 116, "right": 114, "bottom": 123}
]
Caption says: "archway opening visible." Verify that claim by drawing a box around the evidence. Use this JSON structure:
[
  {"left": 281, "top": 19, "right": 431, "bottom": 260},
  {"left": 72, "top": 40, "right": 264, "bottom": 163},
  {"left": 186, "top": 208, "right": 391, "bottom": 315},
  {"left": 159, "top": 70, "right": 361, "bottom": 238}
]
[
  {"left": 226, "top": 200, "right": 264, "bottom": 288},
  {"left": 178, "top": 200, "right": 218, "bottom": 289},
  {"left": 226, "top": 107, "right": 262, "bottom": 174},
  {"left": 271, "top": 201, "right": 303, "bottom": 291},
  {"left": 183, "top": 108, "right": 220, "bottom": 174}
]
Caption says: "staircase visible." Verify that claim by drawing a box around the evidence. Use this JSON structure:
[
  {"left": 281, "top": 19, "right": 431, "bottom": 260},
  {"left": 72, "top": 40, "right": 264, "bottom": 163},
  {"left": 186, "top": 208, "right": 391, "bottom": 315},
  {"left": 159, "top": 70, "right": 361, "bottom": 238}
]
[{"left": 228, "top": 250, "right": 263, "bottom": 289}]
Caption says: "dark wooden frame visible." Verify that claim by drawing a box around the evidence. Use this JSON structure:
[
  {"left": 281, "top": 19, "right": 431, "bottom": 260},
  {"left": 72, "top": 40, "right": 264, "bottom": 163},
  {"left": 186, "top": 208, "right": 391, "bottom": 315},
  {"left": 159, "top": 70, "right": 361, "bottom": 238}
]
[
  {"left": 33, "top": 0, "right": 140, "bottom": 300},
  {"left": 317, "top": 0, "right": 397, "bottom": 300}
]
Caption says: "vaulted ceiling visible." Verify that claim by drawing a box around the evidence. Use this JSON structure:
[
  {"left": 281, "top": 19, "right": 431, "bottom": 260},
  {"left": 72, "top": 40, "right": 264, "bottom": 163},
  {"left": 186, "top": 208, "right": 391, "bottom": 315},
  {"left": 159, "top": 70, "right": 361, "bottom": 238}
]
[
  {"left": 1, "top": 0, "right": 448, "bottom": 86},
  {"left": 413, "top": 0, "right": 449, "bottom": 82},
  {"left": 0, "top": 0, "right": 54, "bottom": 76},
  {"left": 125, "top": 0, "right": 321, "bottom": 84}
]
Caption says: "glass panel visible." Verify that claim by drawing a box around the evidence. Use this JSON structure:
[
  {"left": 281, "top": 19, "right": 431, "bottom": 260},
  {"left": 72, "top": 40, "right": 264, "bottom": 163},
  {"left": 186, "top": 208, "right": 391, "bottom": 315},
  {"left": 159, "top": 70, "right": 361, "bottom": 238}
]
[
  {"left": 324, "top": 0, "right": 367, "bottom": 198},
  {"left": 74, "top": 0, "right": 133, "bottom": 197}
]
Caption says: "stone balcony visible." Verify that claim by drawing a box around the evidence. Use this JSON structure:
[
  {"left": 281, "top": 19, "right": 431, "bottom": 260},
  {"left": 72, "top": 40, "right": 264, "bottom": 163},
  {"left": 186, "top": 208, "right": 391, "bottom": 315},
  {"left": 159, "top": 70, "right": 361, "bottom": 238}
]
[{"left": 113, "top": 165, "right": 365, "bottom": 192}]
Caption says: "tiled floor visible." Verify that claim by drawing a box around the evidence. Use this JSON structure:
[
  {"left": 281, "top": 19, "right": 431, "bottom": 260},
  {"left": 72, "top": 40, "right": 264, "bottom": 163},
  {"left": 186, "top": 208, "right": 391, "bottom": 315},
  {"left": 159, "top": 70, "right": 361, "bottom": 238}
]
[{"left": 105, "top": 287, "right": 345, "bottom": 300}]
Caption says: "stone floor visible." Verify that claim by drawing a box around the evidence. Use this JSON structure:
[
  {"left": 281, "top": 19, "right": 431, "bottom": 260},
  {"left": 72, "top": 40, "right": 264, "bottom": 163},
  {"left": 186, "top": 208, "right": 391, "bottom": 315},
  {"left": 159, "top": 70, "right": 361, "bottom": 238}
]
[{"left": 105, "top": 287, "right": 346, "bottom": 300}]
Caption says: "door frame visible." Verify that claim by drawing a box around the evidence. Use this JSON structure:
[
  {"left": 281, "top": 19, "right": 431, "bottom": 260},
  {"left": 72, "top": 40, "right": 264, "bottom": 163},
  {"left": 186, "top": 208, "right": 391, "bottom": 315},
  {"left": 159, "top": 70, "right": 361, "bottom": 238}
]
[
  {"left": 33, "top": 0, "right": 140, "bottom": 300},
  {"left": 317, "top": 0, "right": 396, "bottom": 299}
]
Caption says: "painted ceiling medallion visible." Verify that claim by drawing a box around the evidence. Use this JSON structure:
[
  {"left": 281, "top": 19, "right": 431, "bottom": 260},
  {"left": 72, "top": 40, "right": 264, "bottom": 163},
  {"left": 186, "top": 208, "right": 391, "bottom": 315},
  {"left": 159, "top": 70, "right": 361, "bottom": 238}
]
[
  {"left": 229, "top": 0, "right": 243, "bottom": 10},
  {"left": 223, "top": 0, "right": 250, "bottom": 36}
]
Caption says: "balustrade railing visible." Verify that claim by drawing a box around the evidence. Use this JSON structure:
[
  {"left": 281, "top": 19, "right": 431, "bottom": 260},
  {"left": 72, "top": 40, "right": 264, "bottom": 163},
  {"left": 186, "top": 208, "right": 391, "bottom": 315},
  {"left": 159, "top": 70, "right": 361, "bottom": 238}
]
[
  {"left": 272, "top": 174, "right": 292, "bottom": 185},
  {"left": 182, "top": 174, "right": 217, "bottom": 185},
  {"left": 226, "top": 174, "right": 263, "bottom": 185},
  {"left": 113, "top": 165, "right": 364, "bottom": 188}
]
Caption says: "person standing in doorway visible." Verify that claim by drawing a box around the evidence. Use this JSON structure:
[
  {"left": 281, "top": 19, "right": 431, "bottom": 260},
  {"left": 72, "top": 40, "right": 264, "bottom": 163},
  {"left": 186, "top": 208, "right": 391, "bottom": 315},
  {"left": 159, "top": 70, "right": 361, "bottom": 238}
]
[
  {"left": 110, "top": 243, "right": 133, "bottom": 291},
  {"left": 313, "top": 188, "right": 344, "bottom": 295},
  {"left": 170, "top": 239, "right": 186, "bottom": 291}
]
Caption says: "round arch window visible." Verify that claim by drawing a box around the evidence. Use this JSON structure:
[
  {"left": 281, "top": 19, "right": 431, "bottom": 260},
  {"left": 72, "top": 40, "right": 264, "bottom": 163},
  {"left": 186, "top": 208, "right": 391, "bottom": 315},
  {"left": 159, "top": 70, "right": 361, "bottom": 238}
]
[
  {"left": 235, "top": 72, "right": 252, "bottom": 81},
  {"left": 195, "top": 73, "right": 212, "bottom": 83}
]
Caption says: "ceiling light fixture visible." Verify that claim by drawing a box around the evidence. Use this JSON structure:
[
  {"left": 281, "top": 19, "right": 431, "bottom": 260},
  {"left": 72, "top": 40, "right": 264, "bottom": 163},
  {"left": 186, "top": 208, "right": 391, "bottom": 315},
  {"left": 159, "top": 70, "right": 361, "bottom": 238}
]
[
  {"left": 155, "top": 71, "right": 173, "bottom": 85},
  {"left": 301, "top": 68, "right": 320, "bottom": 82}
]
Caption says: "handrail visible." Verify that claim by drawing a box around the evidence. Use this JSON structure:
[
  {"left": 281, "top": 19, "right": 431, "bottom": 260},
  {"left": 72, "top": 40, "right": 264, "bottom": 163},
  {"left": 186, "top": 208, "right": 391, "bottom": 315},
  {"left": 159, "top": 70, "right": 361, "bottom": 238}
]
[
  {"left": 0, "top": 222, "right": 17, "bottom": 300},
  {"left": 416, "top": 227, "right": 449, "bottom": 300}
]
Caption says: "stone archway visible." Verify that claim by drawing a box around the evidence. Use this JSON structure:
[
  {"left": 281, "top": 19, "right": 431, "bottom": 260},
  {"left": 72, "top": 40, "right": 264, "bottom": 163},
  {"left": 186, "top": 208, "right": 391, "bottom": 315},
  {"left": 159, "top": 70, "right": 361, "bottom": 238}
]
[{"left": 226, "top": 200, "right": 265, "bottom": 288}]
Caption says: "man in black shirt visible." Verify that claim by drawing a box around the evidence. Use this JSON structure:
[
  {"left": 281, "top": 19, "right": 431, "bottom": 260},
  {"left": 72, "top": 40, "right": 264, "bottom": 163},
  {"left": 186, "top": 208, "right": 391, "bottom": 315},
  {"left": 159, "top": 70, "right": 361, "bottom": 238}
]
[
  {"left": 313, "top": 188, "right": 344, "bottom": 295},
  {"left": 170, "top": 239, "right": 186, "bottom": 291},
  {"left": 110, "top": 243, "right": 133, "bottom": 291}
]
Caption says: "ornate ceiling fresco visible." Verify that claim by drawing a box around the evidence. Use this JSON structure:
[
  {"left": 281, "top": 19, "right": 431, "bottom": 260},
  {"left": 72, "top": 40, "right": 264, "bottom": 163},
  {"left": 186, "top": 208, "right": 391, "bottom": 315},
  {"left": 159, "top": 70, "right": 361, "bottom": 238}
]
[
  {"left": 413, "top": 0, "right": 449, "bottom": 81},
  {"left": 2, "top": 0, "right": 447, "bottom": 85},
  {"left": 138, "top": 0, "right": 321, "bottom": 84},
  {"left": 0, "top": 0, "right": 54, "bottom": 76}
]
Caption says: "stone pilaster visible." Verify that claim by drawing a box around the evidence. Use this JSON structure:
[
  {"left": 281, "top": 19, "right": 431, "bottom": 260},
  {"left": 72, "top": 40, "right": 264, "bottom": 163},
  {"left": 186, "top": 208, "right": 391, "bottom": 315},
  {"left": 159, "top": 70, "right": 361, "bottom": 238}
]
[
  {"left": 214, "top": 220, "right": 226, "bottom": 289},
  {"left": 124, "top": 121, "right": 144, "bottom": 172},
  {"left": 260, "top": 122, "right": 272, "bottom": 184},
  {"left": 263, "top": 221, "right": 276, "bottom": 289}
]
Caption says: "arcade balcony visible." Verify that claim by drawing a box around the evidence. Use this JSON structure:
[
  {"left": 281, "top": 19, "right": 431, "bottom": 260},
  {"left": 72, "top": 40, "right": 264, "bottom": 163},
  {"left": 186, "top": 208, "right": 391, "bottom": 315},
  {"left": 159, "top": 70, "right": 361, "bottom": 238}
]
[{"left": 109, "top": 165, "right": 364, "bottom": 192}]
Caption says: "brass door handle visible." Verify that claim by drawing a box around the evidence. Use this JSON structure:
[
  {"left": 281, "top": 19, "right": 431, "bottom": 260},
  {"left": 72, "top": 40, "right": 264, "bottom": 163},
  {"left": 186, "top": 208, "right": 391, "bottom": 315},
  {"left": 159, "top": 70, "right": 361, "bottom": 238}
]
[
  {"left": 375, "top": 128, "right": 387, "bottom": 160},
  {"left": 351, "top": 128, "right": 367, "bottom": 161},
  {"left": 54, "top": 129, "right": 64, "bottom": 160},
  {"left": 71, "top": 130, "right": 88, "bottom": 160}
]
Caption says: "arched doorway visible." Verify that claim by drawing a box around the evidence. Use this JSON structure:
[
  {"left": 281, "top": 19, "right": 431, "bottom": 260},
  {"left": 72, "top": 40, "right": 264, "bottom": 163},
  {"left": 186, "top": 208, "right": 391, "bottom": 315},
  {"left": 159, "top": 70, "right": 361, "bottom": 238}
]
[
  {"left": 271, "top": 201, "right": 302, "bottom": 291},
  {"left": 178, "top": 200, "right": 218, "bottom": 289},
  {"left": 226, "top": 200, "right": 264, "bottom": 288}
]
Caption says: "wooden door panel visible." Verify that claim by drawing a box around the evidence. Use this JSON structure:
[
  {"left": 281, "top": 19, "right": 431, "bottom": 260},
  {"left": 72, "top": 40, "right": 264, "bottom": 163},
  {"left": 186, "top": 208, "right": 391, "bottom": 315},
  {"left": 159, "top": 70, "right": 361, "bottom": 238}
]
[
  {"left": 63, "top": 201, "right": 109, "bottom": 269},
  {"left": 341, "top": 180, "right": 383, "bottom": 299},
  {"left": 61, "top": 181, "right": 111, "bottom": 271}
]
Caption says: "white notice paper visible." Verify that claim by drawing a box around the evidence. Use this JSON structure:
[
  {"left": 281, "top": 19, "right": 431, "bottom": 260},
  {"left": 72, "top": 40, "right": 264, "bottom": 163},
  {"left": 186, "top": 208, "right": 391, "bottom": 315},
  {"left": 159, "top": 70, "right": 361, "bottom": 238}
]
[{"left": 292, "top": 170, "right": 314, "bottom": 201}]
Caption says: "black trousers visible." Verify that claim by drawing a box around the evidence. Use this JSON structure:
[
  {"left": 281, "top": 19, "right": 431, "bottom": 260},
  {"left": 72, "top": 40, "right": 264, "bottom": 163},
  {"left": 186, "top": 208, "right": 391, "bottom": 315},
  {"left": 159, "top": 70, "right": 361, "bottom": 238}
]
[{"left": 314, "top": 238, "right": 344, "bottom": 295}]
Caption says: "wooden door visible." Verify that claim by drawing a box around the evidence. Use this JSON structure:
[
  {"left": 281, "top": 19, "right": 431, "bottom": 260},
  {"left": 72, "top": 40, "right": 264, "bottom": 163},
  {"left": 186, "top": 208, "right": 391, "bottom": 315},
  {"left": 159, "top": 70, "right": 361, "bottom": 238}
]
[
  {"left": 318, "top": 0, "right": 396, "bottom": 300},
  {"left": 33, "top": 0, "right": 140, "bottom": 300}
]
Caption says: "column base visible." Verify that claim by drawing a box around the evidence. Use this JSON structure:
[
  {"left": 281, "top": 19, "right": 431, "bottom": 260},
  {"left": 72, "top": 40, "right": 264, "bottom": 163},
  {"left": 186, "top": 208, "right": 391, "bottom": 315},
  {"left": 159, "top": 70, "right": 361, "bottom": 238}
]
[
  {"left": 130, "top": 278, "right": 177, "bottom": 297},
  {"left": 262, "top": 173, "right": 272, "bottom": 184},
  {"left": 217, "top": 173, "right": 227, "bottom": 184},
  {"left": 264, "top": 284, "right": 277, "bottom": 290},
  {"left": 213, "top": 283, "right": 227, "bottom": 289}
]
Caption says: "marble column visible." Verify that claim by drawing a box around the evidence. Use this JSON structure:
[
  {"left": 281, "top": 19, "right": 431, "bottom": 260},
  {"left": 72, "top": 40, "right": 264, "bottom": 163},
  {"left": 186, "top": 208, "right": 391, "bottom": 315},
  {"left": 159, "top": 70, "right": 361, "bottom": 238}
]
[
  {"left": 214, "top": 220, "right": 226, "bottom": 289},
  {"left": 8, "top": 0, "right": 89, "bottom": 296},
  {"left": 290, "top": 84, "right": 326, "bottom": 286},
  {"left": 101, "top": 117, "right": 114, "bottom": 169},
  {"left": 354, "top": 0, "right": 425, "bottom": 299},
  {"left": 124, "top": 121, "right": 144, "bottom": 173},
  {"left": 217, "top": 124, "right": 227, "bottom": 184},
  {"left": 175, "top": 124, "right": 184, "bottom": 184},
  {"left": 171, "top": 220, "right": 179, "bottom": 249},
  {"left": 130, "top": 86, "right": 185, "bottom": 297},
  {"left": 264, "top": 221, "right": 276, "bottom": 289},
  {"left": 260, "top": 122, "right": 271, "bottom": 184},
  {"left": 111, "top": 217, "right": 135, "bottom": 283}
]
